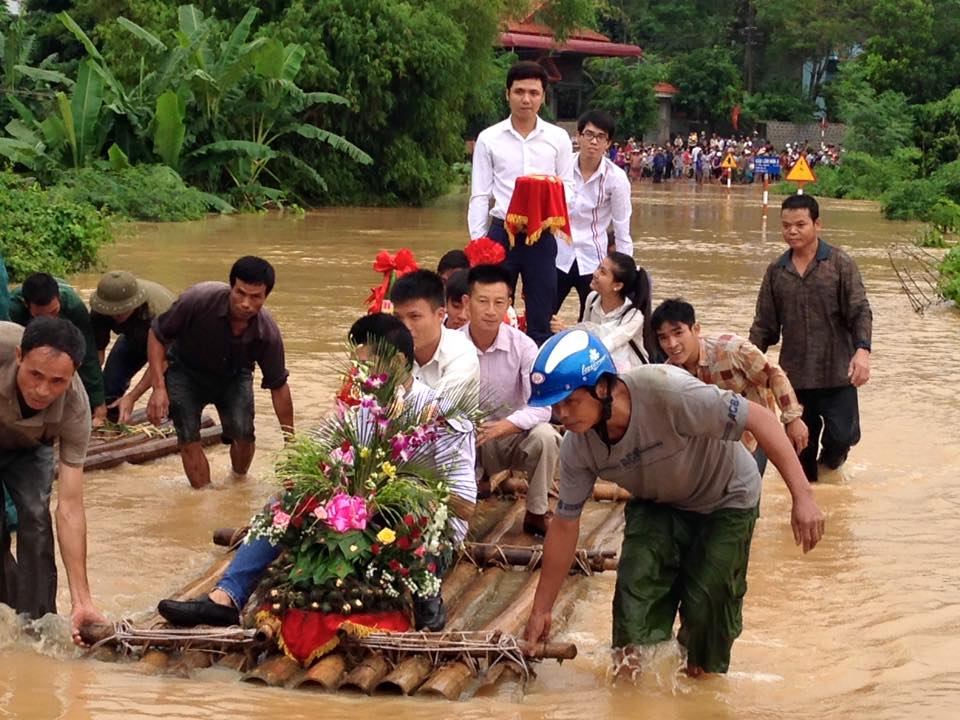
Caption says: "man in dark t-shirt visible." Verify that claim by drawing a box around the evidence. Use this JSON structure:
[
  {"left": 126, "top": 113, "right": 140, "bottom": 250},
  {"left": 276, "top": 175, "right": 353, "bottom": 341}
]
[{"left": 146, "top": 256, "right": 294, "bottom": 489}]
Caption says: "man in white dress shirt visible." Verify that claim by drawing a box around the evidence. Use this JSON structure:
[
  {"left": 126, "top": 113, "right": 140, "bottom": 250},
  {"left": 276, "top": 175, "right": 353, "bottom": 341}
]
[
  {"left": 556, "top": 110, "right": 633, "bottom": 319},
  {"left": 389, "top": 270, "right": 479, "bottom": 395},
  {"left": 468, "top": 61, "right": 574, "bottom": 346}
]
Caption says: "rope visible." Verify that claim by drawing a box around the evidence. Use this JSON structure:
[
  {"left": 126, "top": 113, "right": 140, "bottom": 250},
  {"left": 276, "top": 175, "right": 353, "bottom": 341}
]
[{"left": 85, "top": 621, "right": 257, "bottom": 657}]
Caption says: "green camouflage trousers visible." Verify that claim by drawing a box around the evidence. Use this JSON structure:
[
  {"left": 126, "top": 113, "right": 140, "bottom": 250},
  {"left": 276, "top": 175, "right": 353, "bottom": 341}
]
[{"left": 612, "top": 499, "right": 759, "bottom": 673}]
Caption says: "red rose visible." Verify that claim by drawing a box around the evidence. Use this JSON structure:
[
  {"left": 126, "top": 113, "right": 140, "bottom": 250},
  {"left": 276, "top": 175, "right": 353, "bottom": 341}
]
[
  {"left": 396, "top": 536, "right": 411, "bottom": 550},
  {"left": 410, "top": 529, "right": 421, "bottom": 540},
  {"left": 371, "top": 544, "right": 381, "bottom": 556},
  {"left": 403, "top": 514, "right": 415, "bottom": 527},
  {"left": 400, "top": 567, "right": 410, "bottom": 577},
  {"left": 427, "top": 562, "right": 437, "bottom": 573},
  {"left": 388, "top": 559, "right": 401, "bottom": 571},
  {"left": 419, "top": 516, "right": 429, "bottom": 528}
]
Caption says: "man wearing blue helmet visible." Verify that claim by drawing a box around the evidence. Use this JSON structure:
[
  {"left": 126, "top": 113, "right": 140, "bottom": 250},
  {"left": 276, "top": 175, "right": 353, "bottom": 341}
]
[{"left": 522, "top": 329, "right": 824, "bottom": 677}]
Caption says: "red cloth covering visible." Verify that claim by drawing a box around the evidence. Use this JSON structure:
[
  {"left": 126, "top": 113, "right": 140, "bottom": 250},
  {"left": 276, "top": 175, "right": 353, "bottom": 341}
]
[
  {"left": 260, "top": 607, "right": 411, "bottom": 665},
  {"left": 504, "top": 175, "right": 572, "bottom": 248}
]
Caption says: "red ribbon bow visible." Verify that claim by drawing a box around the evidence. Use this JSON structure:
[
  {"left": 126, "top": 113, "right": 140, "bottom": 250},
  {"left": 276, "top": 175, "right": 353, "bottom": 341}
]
[{"left": 366, "top": 248, "right": 419, "bottom": 313}]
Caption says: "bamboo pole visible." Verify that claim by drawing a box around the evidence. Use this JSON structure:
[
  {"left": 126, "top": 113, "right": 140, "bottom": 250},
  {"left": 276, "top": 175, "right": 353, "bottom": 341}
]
[
  {"left": 497, "top": 476, "right": 631, "bottom": 503},
  {"left": 84, "top": 424, "right": 222, "bottom": 471},
  {"left": 216, "top": 652, "right": 249, "bottom": 672},
  {"left": 135, "top": 649, "right": 170, "bottom": 674},
  {"left": 377, "top": 655, "right": 432, "bottom": 695},
  {"left": 242, "top": 654, "right": 302, "bottom": 686},
  {"left": 372, "top": 503, "right": 524, "bottom": 696},
  {"left": 337, "top": 653, "right": 391, "bottom": 694},
  {"left": 291, "top": 652, "right": 347, "bottom": 690},
  {"left": 418, "top": 572, "right": 541, "bottom": 699},
  {"left": 167, "top": 649, "right": 213, "bottom": 677},
  {"left": 86, "top": 416, "right": 213, "bottom": 457},
  {"left": 462, "top": 542, "right": 616, "bottom": 573},
  {"left": 445, "top": 567, "right": 506, "bottom": 631}
]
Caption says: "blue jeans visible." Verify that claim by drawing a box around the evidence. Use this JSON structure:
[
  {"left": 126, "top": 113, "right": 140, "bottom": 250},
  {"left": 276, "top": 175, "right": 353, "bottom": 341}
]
[{"left": 216, "top": 536, "right": 280, "bottom": 611}]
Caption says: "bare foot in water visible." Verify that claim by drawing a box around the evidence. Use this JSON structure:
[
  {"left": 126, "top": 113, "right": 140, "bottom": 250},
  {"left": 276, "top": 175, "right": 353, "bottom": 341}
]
[{"left": 612, "top": 645, "right": 643, "bottom": 681}]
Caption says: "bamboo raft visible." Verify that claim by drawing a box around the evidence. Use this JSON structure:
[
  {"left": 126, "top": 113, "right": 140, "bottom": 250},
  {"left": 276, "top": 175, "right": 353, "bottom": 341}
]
[
  {"left": 80, "top": 475, "right": 629, "bottom": 700},
  {"left": 83, "top": 409, "right": 223, "bottom": 471}
]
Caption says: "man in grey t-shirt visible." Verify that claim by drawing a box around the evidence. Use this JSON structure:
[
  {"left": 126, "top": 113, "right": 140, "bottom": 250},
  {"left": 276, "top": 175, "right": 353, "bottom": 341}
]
[{"left": 522, "top": 330, "right": 824, "bottom": 676}]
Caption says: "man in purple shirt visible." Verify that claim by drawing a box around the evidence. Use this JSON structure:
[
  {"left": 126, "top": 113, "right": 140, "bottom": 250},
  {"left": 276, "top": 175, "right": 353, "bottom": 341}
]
[
  {"left": 461, "top": 264, "right": 561, "bottom": 536},
  {"left": 146, "top": 257, "right": 294, "bottom": 489}
]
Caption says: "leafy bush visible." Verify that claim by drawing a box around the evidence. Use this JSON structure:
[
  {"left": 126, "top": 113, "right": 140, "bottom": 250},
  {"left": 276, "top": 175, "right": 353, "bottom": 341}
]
[
  {"left": 0, "top": 172, "right": 111, "bottom": 281},
  {"left": 938, "top": 245, "right": 960, "bottom": 304},
  {"left": 52, "top": 164, "right": 232, "bottom": 221},
  {"left": 773, "top": 149, "right": 920, "bottom": 200}
]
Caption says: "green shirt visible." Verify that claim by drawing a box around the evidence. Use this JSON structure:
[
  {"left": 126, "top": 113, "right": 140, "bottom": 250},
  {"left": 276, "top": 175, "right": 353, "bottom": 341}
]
[{"left": 8, "top": 281, "right": 105, "bottom": 408}]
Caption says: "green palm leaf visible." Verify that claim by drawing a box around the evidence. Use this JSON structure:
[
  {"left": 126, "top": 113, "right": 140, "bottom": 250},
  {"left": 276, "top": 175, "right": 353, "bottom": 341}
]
[
  {"left": 70, "top": 60, "right": 106, "bottom": 162},
  {"left": 117, "top": 17, "right": 167, "bottom": 52},
  {"left": 290, "top": 123, "right": 372, "bottom": 164}
]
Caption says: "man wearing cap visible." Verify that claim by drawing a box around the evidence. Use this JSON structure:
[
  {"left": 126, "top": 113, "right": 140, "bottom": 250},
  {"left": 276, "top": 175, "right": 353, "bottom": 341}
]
[
  {"left": 89, "top": 271, "right": 176, "bottom": 424},
  {"left": 0, "top": 316, "right": 104, "bottom": 643},
  {"left": 522, "top": 329, "right": 824, "bottom": 677},
  {"left": 8, "top": 273, "right": 106, "bottom": 425}
]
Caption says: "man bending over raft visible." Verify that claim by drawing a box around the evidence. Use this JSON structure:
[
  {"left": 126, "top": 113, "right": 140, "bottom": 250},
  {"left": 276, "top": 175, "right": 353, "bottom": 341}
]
[{"left": 522, "top": 329, "right": 824, "bottom": 676}]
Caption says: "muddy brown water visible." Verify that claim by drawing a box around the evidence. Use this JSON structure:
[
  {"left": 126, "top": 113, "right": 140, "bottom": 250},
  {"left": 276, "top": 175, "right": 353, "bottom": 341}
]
[{"left": 2, "top": 184, "right": 959, "bottom": 718}]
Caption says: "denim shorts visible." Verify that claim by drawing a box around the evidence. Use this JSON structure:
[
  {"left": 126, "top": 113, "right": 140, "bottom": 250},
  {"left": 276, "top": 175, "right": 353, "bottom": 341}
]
[{"left": 165, "top": 356, "right": 255, "bottom": 445}]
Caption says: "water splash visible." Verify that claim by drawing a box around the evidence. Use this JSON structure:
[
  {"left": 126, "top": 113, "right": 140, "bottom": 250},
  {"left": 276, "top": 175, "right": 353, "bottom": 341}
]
[{"left": 606, "top": 640, "right": 688, "bottom": 693}]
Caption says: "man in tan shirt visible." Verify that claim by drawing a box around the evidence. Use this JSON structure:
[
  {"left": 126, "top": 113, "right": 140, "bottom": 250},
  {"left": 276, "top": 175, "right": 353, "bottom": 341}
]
[{"left": 0, "top": 317, "right": 103, "bottom": 643}]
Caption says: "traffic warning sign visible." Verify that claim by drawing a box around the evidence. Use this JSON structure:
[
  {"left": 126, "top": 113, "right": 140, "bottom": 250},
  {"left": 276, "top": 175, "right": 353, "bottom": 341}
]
[
  {"left": 721, "top": 153, "right": 738, "bottom": 170},
  {"left": 786, "top": 155, "right": 816, "bottom": 183}
]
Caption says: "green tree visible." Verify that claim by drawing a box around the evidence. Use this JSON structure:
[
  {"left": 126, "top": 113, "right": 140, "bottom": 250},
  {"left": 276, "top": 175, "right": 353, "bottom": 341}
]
[
  {"left": 669, "top": 46, "right": 740, "bottom": 128},
  {"left": 833, "top": 61, "right": 914, "bottom": 156},
  {"left": 583, "top": 55, "right": 666, "bottom": 139}
]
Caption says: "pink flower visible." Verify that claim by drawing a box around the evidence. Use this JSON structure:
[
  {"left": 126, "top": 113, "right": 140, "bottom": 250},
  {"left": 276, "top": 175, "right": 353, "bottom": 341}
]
[
  {"left": 272, "top": 509, "right": 291, "bottom": 531},
  {"left": 323, "top": 492, "right": 369, "bottom": 533},
  {"left": 312, "top": 505, "right": 328, "bottom": 521},
  {"left": 329, "top": 444, "right": 354, "bottom": 466},
  {"left": 414, "top": 545, "right": 426, "bottom": 558}
]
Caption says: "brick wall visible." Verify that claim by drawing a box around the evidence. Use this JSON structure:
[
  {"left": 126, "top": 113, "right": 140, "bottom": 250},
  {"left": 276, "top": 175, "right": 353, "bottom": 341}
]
[{"left": 763, "top": 120, "right": 847, "bottom": 148}]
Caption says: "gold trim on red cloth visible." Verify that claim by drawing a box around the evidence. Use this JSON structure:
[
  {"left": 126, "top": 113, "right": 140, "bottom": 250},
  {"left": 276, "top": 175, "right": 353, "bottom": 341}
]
[{"left": 504, "top": 174, "right": 572, "bottom": 247}]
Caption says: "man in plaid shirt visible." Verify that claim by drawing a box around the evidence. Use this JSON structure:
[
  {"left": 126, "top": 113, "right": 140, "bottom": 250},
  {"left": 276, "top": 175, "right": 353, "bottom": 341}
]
[{"left": 652, "top": 298, "right": 808, "bottom": 475}]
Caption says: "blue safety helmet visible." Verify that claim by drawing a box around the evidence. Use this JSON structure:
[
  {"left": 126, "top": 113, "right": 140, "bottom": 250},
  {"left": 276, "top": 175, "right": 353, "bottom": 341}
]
[{"left": 529, "top": 329, "right": 617, "bottom": 407}]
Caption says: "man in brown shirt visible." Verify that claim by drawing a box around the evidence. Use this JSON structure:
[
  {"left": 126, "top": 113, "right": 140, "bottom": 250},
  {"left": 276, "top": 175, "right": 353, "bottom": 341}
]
[
  {"left": 146, "top": 256, "right": 294, "bottom": 489},
  {"left": 749, "top": 194, "right": 872, "bottom": 481},
  {"left": 0, "top": 317, "right": 104, "bottom": 643}
]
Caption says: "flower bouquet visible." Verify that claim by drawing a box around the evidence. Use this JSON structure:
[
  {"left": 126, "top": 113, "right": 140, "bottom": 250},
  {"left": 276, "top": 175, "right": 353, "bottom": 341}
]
[
  {"left": 365, "top": 248, "right": 418, "bottom": 313},
  {"left": 247, "top": 344, "right": 478, "bottom": 663}
]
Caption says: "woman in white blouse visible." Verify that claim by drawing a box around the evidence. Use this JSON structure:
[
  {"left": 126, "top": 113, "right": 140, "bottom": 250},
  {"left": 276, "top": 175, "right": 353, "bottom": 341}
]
[{"left": 551, "top": 251, "right": 655, "bottom": 371}]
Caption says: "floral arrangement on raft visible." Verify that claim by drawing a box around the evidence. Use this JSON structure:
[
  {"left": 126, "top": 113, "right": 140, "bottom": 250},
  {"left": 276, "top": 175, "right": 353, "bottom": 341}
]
[{"left": 246, "top": 344, "right": 479, "bottom": 663}]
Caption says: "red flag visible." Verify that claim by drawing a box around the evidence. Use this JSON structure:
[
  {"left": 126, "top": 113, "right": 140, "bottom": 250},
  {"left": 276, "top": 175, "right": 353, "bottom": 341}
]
[{"left": 731, "top": 104, "right": 741, "bottom": 131}]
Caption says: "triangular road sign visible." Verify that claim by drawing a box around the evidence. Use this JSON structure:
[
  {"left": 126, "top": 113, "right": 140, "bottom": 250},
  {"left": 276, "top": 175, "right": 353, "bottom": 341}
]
[
  {"left": 721, "top": 153, "right": 738, "bottom": 170},
  {"left": 786, "top": 155, "right": 817, "bottom": 183}
]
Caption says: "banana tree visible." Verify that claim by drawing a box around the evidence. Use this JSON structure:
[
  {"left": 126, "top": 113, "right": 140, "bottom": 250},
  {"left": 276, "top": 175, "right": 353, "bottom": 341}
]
[{"left": 0, "top": 59, "right": 111, "bottom": 177}]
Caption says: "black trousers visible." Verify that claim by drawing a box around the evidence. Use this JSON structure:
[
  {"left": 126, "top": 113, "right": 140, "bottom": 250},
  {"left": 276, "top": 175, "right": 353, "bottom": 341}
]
[
  {"left": 795, "top": 385, "right": 861, "bottom": 482},
  {"left": 487, "top": 218, "right": 558, "bottom": 346},
  {"left": 102, "top": 334, "right": 148, "bottom": 411},
  {"left": 555, "top": 260, "right": 593, "bottom": 318},
  {"left": 0, "top": 445, "right": 57, "bottom": 618}
]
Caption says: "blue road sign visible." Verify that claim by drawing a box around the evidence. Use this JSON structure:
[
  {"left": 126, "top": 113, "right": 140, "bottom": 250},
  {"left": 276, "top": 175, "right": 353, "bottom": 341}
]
[{"left": 753, "top": 156, "right": 781, "bottom": 174}]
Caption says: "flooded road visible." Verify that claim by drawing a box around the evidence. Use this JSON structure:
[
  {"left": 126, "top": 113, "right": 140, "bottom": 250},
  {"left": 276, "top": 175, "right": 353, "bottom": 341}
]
[{"left": 2, "top": 183, "right": 959, "bottom": 718}]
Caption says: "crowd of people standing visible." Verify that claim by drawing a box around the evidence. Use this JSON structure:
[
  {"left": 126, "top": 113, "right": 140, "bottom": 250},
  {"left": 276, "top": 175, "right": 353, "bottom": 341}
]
[{"left": 601, "top": 132, "right": 843, "bottom": 185}]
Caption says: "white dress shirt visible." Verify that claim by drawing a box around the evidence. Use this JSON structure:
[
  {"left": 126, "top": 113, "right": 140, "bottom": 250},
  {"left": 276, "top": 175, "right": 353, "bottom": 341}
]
[
  {"left": 468, "top": 116, "right": 575, "bottom": 239},
  {"left": 412, "top": 325, "right": 479, "bottom": 397},
  {"left": 557, "top": 154, "right": 633, "bottom": 274}
]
